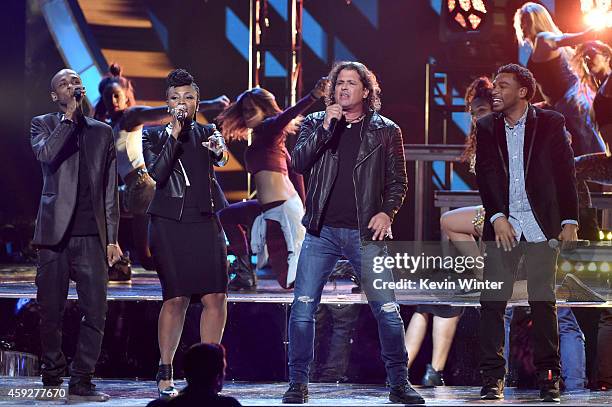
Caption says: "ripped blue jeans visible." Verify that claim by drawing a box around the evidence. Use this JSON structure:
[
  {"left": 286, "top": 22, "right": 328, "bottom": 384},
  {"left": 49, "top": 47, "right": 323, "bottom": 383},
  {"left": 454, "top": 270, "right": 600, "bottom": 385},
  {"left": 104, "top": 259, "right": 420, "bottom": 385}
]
[{"left": 287, "top": 226, "right": 408, "bottom": 385}]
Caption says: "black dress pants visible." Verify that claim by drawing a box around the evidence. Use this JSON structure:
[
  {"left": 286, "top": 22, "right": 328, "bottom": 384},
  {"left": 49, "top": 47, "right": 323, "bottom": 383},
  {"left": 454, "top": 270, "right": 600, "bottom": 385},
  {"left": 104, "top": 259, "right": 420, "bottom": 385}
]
[
  {"left": 35, "top": 235, "right": 108, "bottom": 385},
  {"left": 479, "top": 240, "right": 561, "bottom": 379}
]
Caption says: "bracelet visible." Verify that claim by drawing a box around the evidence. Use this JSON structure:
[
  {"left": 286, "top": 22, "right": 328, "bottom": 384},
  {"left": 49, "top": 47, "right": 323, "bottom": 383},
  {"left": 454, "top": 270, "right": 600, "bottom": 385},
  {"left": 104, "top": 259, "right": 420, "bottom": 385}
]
[{"left": 107, "top": 243, "right": 119, "bottom": 248}]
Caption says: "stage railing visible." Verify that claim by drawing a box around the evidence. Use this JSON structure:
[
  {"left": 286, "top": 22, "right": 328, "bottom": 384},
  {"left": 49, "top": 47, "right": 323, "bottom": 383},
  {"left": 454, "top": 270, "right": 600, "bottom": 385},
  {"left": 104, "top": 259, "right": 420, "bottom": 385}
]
[{"left": 404, "top": 144, "right": 465, "bottom": 240}]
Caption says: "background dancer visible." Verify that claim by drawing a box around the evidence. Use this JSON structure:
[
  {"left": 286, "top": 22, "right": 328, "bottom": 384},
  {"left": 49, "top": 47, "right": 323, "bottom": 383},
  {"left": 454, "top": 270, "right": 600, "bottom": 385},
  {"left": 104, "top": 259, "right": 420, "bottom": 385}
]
[
  {"left": 217, "top": 78, "right": 327, "bottom": 290},
  {"left": 514, "top": 2, "right": 604, "bottom": 157}
]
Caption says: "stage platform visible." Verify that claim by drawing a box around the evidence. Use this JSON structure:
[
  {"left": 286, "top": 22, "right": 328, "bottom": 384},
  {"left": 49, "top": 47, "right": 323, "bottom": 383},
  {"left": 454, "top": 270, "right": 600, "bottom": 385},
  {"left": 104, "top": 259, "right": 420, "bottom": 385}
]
[
  {"left": 0, "top": 264, "right": 609, "bottom": 307},
  {"left": 0, "top": 377, "right": 607, "bottom": 406}
]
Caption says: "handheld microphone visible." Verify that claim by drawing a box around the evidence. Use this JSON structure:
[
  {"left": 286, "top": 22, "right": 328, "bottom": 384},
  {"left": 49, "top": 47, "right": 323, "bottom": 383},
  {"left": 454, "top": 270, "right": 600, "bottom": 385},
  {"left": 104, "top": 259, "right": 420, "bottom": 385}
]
[
  {"left": 74, "top": 88, "right": 83, "bottom": 101},
  {"left": 329, "top": 117, "right": 338, "bottom": 134},
  {"left": 176, "top": 109, "right": 186, "bottom": 121},
  {"left": 548, "top": 239, "right": 590, "bottom": 250}
]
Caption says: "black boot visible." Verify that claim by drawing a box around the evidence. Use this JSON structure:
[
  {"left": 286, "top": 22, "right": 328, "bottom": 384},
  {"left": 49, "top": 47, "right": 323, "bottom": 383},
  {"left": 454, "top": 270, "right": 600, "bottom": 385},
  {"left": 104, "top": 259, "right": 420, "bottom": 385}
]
[
  {"left": 389, "top": 380, "right": 425, "bottom": 404},
  {"left": 480, "top": 375, "right": 504, "bottom": 400},
  {"left": 228, "top": 255, "right": 257, "bottom": 290},
  {"left": 68, "top": 380, "right": 110, "bottom": 402},
  {"left": 156, "top": 364, "right": 178, "bottom": 399},
  {"left": 282, "top": 382, "right": 308, "bottom": 404},
  {"left": 538, "top": 370, "right": 561, "bottom": 402},
  {"left": 422, "top": 363, "right": 445, "bottom": 386}
]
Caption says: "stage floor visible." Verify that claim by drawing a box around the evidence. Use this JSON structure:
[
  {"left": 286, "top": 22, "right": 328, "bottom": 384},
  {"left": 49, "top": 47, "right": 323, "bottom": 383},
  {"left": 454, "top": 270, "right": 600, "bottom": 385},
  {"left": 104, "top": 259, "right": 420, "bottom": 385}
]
[
  {"left": 0, "top": 377, "right": 607, "bottom": 406},
  {"left": 0, "top": 264, "right": 609, "bottom": 306}
]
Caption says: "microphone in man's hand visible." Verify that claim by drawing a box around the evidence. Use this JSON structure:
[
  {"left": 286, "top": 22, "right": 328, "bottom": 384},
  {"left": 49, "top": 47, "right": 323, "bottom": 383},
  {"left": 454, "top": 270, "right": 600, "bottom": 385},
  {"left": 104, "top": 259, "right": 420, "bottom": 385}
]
[
  {"left": 329, "top": 117, "right": 338, "bottom": 134},
  {"left": 548, "top": 238, "right": 589, "bottom": 251},
  {"left": 74, "top": 88, "right": 83, "bottom": 101},
  {"left": 329, "top": 115, "right": 347, "bottom": 135}
]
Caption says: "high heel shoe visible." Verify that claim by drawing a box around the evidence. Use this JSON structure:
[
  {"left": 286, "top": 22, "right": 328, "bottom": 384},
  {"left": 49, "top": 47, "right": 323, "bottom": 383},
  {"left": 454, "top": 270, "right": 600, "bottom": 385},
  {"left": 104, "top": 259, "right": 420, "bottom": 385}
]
[{"left": 156, "top": 364, "right": 178, "bottom": 398}]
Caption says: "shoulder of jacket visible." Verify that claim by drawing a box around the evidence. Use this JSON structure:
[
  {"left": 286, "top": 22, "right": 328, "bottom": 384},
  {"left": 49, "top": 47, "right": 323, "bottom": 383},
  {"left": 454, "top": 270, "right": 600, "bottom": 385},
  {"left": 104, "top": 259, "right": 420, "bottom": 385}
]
[
  {"left": 305, "top": 111, "right": 325, "bottom": 122},
  {"left": 87, "top": 117, "right": 113, "bottom": 131},
  {"left": 476, "top": 112, "right": 496, "bottom": 128},
  {"left": 196, "top": 122, "right": 216, "bottom": 134},
  {"left": 536, "top": 107, "right": 564, "bottom": 122},
  {"left": 32, "top": 113, "right": 56, "bottom": 124},
  {"left": 143, "top": 125, "right": 167, "bottom": 137},
  {"left": 372, "top": 112, "right": 399, "bottom": 128},
  {"left": 368, "top": 113, "right": 401, "bottom": 138}
]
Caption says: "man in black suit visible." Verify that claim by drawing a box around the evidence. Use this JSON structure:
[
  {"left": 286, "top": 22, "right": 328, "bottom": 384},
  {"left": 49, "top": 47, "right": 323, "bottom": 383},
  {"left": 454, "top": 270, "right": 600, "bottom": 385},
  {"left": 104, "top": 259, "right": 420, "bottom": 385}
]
[
  {"left": 31, "top": 69, "right": 122, "bottom": 402},
  {"left": 475, "top": 64, "right": 578, "bottom": 402}
]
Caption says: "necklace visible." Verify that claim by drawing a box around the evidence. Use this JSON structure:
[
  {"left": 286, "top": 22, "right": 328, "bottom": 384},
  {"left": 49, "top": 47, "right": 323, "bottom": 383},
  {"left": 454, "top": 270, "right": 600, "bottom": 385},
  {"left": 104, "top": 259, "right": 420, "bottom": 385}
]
[{"left": 345, "top": 114, "right": 366, "bottom": 129}]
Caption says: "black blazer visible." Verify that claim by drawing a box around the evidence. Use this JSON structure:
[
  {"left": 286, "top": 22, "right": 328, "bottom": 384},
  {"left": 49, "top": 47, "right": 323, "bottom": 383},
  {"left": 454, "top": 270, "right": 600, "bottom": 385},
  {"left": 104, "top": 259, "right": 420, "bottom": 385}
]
[
  {"left": 475, "top": 105, "right": 578, "bottom": 241},
  {"left": 30, "top": 112, "right": 119, "bottom": 247},
  {"left": 142, "top": 123, "right": 228, "bottom": 220}
]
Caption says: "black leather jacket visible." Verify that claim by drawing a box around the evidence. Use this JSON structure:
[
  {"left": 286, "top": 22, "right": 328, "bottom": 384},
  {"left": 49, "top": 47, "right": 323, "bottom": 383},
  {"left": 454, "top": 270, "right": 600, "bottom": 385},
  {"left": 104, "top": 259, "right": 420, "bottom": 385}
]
[
  {"left": 292, "top": 110, "right": 408, "bottom": 241},
  {"left": 142, "top": 123, "right": 228, "bottom": 220}
]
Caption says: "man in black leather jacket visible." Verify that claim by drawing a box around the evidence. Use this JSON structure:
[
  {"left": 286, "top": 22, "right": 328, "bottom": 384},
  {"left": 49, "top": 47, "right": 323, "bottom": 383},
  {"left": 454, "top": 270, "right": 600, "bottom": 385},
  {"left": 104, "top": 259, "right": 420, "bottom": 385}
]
[{"left": 282, "top": 62, "right": 423, "bottom": 405}]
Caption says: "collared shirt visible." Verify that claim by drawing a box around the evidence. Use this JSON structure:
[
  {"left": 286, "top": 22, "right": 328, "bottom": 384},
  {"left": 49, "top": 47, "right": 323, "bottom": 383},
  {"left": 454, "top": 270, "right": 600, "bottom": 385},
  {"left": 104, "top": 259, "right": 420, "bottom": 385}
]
[{"left": 489, "top": 106, "right": 577, "bottom": 241}]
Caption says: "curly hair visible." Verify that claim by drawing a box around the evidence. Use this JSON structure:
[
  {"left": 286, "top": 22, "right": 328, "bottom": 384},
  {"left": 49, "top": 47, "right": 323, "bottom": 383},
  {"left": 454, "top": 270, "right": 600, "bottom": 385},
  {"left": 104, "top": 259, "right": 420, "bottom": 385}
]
[
  {"left": 496, "top": 63, "right": 536, "bottom": 101},
  {"left": 166, "top": 68, "right": 200, "bottom": 99},
  {"left": 93, "top": 63, "right": 136, "bottom": 121},
  {"left": 324, "top": 61, "right": 381, "bottom": 111},
  {"left": 217, "top": 87, "right": 300, "bottom": 142},
  {"left": 460, "top": 77, "right": 494, "bottom": 165}
]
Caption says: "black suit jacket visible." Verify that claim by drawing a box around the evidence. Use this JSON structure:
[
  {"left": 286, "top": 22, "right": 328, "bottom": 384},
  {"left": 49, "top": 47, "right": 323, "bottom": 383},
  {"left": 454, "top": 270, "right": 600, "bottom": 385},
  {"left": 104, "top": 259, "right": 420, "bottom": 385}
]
[
  {"left": 142, "top": 123, "right": 228, "bottom": 220},
  {"left": 30, "top": 112, "right": 119, "bottom": 247},
  {"left": 475, "top": 105, "right": 578, "bottom": 241}
]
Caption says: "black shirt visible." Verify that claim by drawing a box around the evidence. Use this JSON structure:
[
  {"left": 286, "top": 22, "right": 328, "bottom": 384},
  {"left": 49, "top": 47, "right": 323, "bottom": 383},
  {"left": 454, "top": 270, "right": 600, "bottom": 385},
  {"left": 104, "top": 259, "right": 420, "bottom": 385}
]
[
  {"left": 70, "top": 132, "right": 98, "bottom": 236},
  {"left": 322, "top": 121, "right": 363, "bottom": 229},
  {"left": 178, "top": 127, "right": 214, "bottom": 222},
  {"left": 594, "top": 73, "right": 612, "bottom": 130}
]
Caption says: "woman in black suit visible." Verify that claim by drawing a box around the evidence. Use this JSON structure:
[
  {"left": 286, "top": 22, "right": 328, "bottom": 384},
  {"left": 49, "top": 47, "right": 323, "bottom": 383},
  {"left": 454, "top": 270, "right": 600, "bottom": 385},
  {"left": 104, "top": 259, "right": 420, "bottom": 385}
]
[{"left": 142, "top": 69, "right": 230, "bottom": 397}]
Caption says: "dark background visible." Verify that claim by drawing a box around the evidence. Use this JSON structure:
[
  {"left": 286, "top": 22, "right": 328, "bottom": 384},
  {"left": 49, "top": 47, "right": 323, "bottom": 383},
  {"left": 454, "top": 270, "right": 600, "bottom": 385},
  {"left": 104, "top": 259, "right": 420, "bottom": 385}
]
[
  {"left": 2, "top": 0, "right": 590, "bottom": 239},
  {"left": 0, "top": 0, "right": 606, "bottom": 387}
]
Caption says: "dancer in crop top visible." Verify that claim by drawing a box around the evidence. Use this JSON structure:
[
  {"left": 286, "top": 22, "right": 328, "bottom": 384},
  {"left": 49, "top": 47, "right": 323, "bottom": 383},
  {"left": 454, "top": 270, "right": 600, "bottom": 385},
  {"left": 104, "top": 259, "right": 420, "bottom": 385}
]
[
  {"left": 217, "top": 78, "right": 328, "bottom": 290},
  {"left": 94, "top": 64, "right": 229, "bottom": 270}
]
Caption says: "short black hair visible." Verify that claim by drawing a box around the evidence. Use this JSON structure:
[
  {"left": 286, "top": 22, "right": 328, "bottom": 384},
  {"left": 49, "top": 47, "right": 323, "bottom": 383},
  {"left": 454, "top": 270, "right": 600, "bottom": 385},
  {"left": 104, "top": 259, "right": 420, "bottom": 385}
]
[
  {"left": 183, "top": 343, "right": 226, "bottom": 388},
  {"left": 495, "top": 63, "right": 536, "bottom": 101},
  {"left": 166, "top": 68, "right": 200, "bottom": 99}
]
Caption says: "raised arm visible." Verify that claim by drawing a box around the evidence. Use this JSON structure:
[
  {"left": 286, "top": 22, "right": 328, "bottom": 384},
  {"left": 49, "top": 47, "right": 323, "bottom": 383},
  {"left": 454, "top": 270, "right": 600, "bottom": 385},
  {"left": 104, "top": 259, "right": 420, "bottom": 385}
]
[
  {"left": 535, "top": 28, "right": 605, "bottom": 50},
  {"left": 262, "top": 78, "right": 327, "bottom": 138},
  {"left": 121, "top": 96, "right": 231, "bottom": 132}
]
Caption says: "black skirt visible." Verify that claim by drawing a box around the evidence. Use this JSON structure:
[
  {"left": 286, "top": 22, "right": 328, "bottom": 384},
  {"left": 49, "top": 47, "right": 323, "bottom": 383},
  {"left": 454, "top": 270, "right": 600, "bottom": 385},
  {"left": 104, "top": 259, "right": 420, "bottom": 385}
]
[
  {"left": 415, "top": 305, "right": 464, "bottom": 318},
  {"left": 149, "top": 208, "right": 228, "bottom": 302}
]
